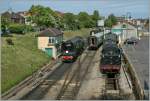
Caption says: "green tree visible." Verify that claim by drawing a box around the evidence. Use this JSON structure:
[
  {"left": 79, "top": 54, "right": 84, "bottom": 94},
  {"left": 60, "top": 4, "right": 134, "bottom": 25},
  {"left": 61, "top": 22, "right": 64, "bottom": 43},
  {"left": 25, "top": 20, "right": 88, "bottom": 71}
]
[
  {"left": 104, "top": 14, "right": 117, "bottom": 28},
  {"left": 108, "top": 14, "right": 117, "bottom": 25},
  {"left": 145, "top": 19, "right": 149, "bottom": 29},
  {"left": 28, "top": 5, "right": 57, "bottom": 28},
  {"left": 92, "top": 10, "right": 101, "bottom": 26},
  {"left": 104, "top": 19, "right": 112, "bottom": 28},
  {"left": 78, "top": 12, "right": 94, "bottom": 28},
  {"left": 63, "top": 13, "right": 79, "bottom": 30},
  {"left": 1, "top": 12, "right": 11, "bottom": 33}
]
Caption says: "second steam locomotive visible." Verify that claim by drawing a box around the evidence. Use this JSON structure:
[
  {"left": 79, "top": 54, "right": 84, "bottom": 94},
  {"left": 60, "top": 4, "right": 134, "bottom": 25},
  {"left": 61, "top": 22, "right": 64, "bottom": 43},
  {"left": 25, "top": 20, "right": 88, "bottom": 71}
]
[{"left": 100, "top": 32, "right": 122, "bottom": 74}]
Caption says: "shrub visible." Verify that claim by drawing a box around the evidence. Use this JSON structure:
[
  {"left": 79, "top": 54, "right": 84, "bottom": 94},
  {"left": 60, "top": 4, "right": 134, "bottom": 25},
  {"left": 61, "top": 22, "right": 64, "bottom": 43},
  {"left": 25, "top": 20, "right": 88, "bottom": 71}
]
[
  {"left": 25, "top": 25, "right": 34, "bottom": 32},
  {"left": 8, "top": 24, "right": 25, "bottom": 34},
  {"left": 6, "top": 38, "right": 14, "bottom": 45}
]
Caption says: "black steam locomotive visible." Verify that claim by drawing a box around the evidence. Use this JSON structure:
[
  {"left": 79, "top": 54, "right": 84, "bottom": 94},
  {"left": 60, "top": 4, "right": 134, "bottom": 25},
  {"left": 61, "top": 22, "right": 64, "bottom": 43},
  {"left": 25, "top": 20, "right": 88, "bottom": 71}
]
[
  {"left": 100, "top": 32, "right": 121, "bottom": 74},
  {"left": 61, "top": 36, "right": 85, "bottom": 62}
]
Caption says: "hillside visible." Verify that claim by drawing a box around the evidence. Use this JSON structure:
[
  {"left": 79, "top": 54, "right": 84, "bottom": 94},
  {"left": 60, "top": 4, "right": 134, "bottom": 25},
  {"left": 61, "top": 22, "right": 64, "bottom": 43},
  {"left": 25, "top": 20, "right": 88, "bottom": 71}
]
[{"left": 1, "top": 33, "right": 50, "bottom": 93}]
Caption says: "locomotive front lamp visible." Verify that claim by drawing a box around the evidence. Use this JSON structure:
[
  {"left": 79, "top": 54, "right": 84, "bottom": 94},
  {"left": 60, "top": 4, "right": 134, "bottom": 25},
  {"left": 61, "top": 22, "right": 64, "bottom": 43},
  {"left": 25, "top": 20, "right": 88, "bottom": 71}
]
[{"left": 66, "top": 51, "right": 69, "bottom": 53}]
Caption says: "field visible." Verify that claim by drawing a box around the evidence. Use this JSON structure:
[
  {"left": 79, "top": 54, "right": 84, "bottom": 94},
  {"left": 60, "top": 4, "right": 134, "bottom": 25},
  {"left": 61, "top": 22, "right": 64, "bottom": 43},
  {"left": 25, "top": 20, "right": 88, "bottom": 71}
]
[{"left": 1, "top": 33, "right": 50, "bottom": 93}]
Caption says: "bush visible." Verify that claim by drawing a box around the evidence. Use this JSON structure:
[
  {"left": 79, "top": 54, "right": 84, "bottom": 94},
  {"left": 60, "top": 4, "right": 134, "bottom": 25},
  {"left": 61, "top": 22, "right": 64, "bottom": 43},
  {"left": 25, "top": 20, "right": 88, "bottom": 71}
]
[
  {"left": 1, "top": 25, "right": 6, "bottom": 33},
  {"left": 25, "top": 25, "right": 34, "bottom": 32},
  {"left": 8, "top": 24, "right": 26, "bottom": 34},
  {"left": 6, "top": 38, "right": 14, "bottom": 45}
]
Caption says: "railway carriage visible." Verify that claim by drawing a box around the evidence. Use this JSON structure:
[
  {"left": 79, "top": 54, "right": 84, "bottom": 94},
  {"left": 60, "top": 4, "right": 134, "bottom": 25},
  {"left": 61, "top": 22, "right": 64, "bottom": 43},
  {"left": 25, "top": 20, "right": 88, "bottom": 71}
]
[
  {"left": 61, "top": 36, "right": 85, "bottom": 62},
  {"left": 88, "top": 29, "right": 103, "bottom": 50}
]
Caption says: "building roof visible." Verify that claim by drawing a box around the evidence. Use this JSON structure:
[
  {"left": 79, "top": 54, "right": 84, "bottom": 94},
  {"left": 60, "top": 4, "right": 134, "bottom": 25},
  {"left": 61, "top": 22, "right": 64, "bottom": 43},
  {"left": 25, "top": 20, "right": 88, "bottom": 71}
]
[
  {"left": 1, "top": 11, "right": 11, "bottom": 18},
  {"left": 38, "top": 28, "right": 63, "bottom": 37},
  {"left": 55, "top": 11, "right": 64, "bottom": 17},
  {"left": 11, "top": 12, "right": 24, "bottom": 19}
]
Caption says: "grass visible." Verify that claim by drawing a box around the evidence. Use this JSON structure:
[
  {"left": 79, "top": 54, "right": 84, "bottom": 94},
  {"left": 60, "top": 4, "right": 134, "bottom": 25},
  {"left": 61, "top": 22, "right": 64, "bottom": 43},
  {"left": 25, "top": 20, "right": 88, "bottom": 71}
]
[
  {"left": 1, "top": 28, "right": 91, "bottom": 93},
  {"left": 1, "top": 32, "right": 50, "bottom": 93},
  {"left": 63, "top": 28, "right": 91, "bottom": 40}
]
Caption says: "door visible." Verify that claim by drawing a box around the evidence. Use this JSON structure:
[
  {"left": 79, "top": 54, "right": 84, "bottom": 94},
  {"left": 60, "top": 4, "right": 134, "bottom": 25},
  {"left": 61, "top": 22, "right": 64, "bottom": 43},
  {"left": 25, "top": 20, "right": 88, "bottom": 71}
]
[{"left": 45, "top": 48, "right": 52, "bottom": 57}]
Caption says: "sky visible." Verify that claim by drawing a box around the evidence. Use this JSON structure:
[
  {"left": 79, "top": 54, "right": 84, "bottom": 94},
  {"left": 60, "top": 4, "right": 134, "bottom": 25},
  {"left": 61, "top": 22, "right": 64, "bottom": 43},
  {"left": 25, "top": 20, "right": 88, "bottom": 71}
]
[{"left": 0, "top": 0, "right": 149, "bottom": 19}]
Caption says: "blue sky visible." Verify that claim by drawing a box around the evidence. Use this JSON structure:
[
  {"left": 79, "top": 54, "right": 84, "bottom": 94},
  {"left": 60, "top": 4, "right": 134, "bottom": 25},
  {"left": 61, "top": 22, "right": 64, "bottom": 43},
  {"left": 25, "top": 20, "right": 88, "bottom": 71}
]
[{"left": 0, "top": 0, "right": 149, "bottom": 18}]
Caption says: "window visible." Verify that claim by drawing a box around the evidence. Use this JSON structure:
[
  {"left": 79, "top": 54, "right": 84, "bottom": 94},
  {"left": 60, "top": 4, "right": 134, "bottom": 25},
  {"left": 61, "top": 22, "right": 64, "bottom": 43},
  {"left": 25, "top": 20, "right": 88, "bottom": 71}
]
[
  {"left": 61, "top": 42, "right": 74, "bottom": 51},
  {"left": 48, "top": 37, "right": 55, "bottom": 44}
]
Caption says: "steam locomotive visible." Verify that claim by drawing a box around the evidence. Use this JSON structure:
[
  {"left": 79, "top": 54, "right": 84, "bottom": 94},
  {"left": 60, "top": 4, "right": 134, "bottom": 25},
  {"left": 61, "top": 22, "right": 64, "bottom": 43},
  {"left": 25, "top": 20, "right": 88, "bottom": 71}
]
[
  {"left": 100, "top": 32, "right": 121, "bottom": 74},
  {"left": 61, "top": 36, "right": 85, "bottom": 62}
]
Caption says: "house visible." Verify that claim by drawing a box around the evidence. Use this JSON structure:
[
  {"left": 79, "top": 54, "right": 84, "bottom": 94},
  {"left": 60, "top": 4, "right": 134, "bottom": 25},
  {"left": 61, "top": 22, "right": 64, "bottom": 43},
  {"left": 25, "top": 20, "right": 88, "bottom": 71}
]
[
  {"left": 11, "top": 12, "right": 25, "bottom": 24},
  {"left": 1, "top": 11, "right": 12, "bottom": 24},
  {"left": 17, "top": 11, "right": 35, "bottom": 26},
  {"left": 1, "top": 11, "right": 25, "bottom": 24},
  {"left": 55, "top": 11, "right": 64, "bottom": 18},
  {"left": 112, "top": 23, "right": 138, "bottom": 44},
  {"left": 116, "top": 16, "right": 125, "bottom": 24},
  {"left": 38, "top": 28, "right": 63, "bottom": 59},
  {"left": 1, "top": 11, "right": 34, "bottom": 25}
]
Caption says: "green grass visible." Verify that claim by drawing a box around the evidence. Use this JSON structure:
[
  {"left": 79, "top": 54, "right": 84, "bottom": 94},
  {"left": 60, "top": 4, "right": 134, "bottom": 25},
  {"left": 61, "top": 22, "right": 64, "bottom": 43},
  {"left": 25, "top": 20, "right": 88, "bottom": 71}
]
[
  {"left": 63, "top": 28, "right": 91, "bottom": 40},
  {"left": 1, "top": 32, "right": 50, "bottom": 93},
  {"left": 1, "top": 28, "right": 91, "bottom": 93}
]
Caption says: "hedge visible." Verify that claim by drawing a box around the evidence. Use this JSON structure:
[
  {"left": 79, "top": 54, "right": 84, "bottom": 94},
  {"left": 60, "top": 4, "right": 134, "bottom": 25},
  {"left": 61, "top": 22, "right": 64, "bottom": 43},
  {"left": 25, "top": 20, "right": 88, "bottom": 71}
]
[{"left": 8, "top": 24, "right": 34, "bottom": 34}]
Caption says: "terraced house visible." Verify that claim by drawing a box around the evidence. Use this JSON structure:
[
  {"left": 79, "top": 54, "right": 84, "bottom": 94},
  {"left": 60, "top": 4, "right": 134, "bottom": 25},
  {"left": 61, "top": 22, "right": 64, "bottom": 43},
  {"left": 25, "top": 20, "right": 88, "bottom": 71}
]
[{"left": 38, "top": 28, "right": 63, "bottom": 59}]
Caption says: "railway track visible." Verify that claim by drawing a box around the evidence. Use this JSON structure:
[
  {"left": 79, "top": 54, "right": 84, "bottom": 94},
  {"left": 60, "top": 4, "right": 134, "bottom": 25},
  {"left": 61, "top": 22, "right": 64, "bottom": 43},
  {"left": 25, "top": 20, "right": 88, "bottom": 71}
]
[
  {"left": 101, "top": 75, "right": 120, "bottom": 100},
  {"left": 105, "top": 77, "right": 119, "bottom": 90},
  {"left": 101, "top": 53, "right": 134, "bottom": 100},
  {"left": 21, "top": 49, "right": 95, "bottom": 100},
  {"left": 21, "top": 63, "right": 73, "bottom": 100},
  {"left": 56, "top": 51, "right": 96, "bottom": 100}
]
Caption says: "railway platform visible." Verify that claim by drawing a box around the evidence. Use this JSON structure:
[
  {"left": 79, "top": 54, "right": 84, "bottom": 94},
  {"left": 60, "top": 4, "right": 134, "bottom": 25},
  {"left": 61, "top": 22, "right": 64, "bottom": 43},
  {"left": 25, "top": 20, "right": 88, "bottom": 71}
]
[{"left": 122, "top": 36, "right": 149, "bottom": 99}]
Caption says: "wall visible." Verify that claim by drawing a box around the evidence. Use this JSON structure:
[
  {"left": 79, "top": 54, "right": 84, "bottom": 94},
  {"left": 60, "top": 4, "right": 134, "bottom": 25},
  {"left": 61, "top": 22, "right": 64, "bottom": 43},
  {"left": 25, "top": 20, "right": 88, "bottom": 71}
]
[
  {"left": 112, "top": 23, "right": 138, "bottom": 43},
  {"left": 38, "top": 37, "right": 57, "bottom": 59}
]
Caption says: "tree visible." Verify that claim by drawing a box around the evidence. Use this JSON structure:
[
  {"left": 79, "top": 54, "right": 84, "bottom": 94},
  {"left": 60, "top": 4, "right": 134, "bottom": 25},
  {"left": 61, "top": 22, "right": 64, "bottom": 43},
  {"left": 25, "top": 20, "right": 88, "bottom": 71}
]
[
  {"left": 145, "top": 19, "right": 149, "bottom": 29},
  {"left": 78, "top": 12, "right": 94, "bottom": 28},
  {"left": 92, "top": 10, "right": 101, "bottom": 26},
  {"left": 104, "top": 19, "right": 112, "bottom": 28},
  {"left": 108, "top": 14, "right": 117, "bottom": 25},
  {"left": 63, "top": 13, "right": 79, "bottom": 30},
  {"left": 1, "top": 12, "right": 11, "bottom": 33},
  {"left": 28, "top": 5, "right": 57, "bottom": 28},
  {"left": 104, "top": 14, "right": 117, "bottom": 28}
]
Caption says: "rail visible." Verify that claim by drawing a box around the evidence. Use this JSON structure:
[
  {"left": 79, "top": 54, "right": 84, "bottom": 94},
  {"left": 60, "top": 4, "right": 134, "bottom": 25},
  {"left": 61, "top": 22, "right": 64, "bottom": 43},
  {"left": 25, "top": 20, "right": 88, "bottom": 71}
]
[
  {"left": 56, "top": 51, "right": 96, "bottom": 100},
  {"left": 102, "top": 75, "right": 120, "bottom": 100}
]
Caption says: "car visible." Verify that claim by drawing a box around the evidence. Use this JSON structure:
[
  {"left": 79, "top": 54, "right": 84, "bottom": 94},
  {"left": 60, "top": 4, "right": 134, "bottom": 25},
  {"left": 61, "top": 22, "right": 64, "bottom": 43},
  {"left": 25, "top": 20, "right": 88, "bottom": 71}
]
[{"left": 124, "top": 37, "right": 139, "bottom": 44}]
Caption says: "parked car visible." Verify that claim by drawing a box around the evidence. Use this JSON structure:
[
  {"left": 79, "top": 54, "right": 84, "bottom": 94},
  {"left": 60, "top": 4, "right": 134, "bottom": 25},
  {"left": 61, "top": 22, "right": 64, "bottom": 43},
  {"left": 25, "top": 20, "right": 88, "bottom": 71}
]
[{"left": 124, "top": 37, "right": 139, "bottom": 44}]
